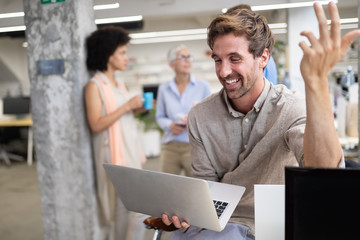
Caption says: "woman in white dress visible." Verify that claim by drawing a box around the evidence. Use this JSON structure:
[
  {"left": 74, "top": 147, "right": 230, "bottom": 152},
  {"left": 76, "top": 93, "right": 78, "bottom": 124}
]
[{"left": 85, "top": 26, "right": 147, "bottom": 240}]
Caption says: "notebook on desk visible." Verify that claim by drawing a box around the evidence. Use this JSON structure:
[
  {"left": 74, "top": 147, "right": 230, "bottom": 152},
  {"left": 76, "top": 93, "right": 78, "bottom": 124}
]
[{"left": 103, "top": 163, "right": 246, "bottom": 232}]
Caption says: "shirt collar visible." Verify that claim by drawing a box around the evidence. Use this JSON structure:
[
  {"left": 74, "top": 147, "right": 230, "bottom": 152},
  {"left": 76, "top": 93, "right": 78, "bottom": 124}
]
[
  {"left": 170, "top": 73, "right": 196, "bottom": 86},
  {"left": 169, "top": 74, "right": 195, "bottom": 94},
  {"left": 223, "top": 78, "right": 270, "bottom": 117}
]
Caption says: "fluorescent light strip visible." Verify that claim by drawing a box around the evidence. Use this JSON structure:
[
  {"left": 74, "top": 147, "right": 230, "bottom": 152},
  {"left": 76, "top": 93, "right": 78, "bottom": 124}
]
[
  {"left": 340, "top": 24, "right": 358, "bottom": 30},
  {"left": 0, "top": 3, "right": 119, "bottom": 20},
  {"left": 95, "top": 15, "right": 143, "bottom": 24},
  {"left": 129, "top": 24, "right": 291, "bottom": 44},
  {"left": 0, "top": 12, "right": 24, "bottom": 19},
  {"left": 0, "top": 25, "right": 26, "bottom": 33},
  {"left": 326, "top": 18, "right": 358, "bottom": 24},
  {"left": 131, "top": 24, "right": 286, "bottom": 40},
  {"left": 272, "top": 29, "right": 288, "bottom": 34},
  {"left": 252, "top": 0, "right": 337, "bottom": 11},
  {"left": 131, "top": 34, "right": 207, "bottom": 44},
  {"left": 130, "top": 28, "right": 207, "bottom": 39},
  {"left": 0, "top": 15, "right": 143, "bottom": 32},
  {"left": 268, "top": 23, "right": 287, "bottom": 29},
  {"left": 222, "top": 0, "right": 337, "bottom": 13},
  {"left": 94, "top": 3, "right": 119, "bottom": 10}
]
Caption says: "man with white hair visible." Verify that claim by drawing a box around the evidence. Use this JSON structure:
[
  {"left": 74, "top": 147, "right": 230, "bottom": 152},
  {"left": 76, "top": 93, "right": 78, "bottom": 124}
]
[{"left": 156, "top": 45, "right": 211, "bottom": 177}]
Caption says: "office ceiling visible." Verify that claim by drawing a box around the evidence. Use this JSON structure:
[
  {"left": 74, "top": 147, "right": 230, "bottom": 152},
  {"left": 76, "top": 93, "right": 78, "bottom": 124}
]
[
  {"left": 92, "top": 0, "right": 357, "bottom": 18},
  {"left": 1, "top": 0, "right": 358, "bottom": 21}
]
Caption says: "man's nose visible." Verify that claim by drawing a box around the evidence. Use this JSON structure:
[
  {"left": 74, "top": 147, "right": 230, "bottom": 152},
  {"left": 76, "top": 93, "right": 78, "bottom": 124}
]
[{"left": 218, "top": 62, "right": 232, "bottom": 79}]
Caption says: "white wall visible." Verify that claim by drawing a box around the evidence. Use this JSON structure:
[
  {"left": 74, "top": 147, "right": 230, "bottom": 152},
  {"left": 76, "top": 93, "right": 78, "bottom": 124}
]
[
  {"left": 124, "top": 39, "right": 222, "bottom": 95},
  {"left": 0, "top": 37, "right": 29, "bottom": 97}
]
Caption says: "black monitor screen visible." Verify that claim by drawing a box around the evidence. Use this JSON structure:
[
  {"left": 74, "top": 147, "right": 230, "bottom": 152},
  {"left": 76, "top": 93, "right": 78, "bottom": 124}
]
[
  {"left": 3, "top": 97, "right": 31, "bottom": 116},
  {"left": 285, "top": 167, "right": 360, "bottom": 240},
  {"left": 143, "top": 84, "right": 159, "bottom": 100}
]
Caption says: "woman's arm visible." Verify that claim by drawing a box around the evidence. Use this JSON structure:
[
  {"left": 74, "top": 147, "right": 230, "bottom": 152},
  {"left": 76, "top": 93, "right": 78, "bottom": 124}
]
[{"left": 85, "top": 81, "right": 143, "bottom": 133}]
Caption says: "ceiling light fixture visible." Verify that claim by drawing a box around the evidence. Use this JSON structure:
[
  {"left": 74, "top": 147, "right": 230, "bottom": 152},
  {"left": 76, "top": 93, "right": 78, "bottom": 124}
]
[
  {"left": 268, "top": 23, "right": 288, "bottom": 29},
  {"left": 338, "top": 18, "right": 358, "bottom": 24},
  {"left": 222, "top": 0, "right": 337, "bottom": 13},
  {"left": 0, "top": 15, "right": 143, "bottom": 33},
  {"left": 0, "top": 3, "right": 119, "bottom": 20},
  {"left": 252, "top": 0, "right": 337, "bottom": 11},
  {"left": 0, "top": 12, "right": 24, "bottom": 19},
  {"left": 95, "top": 15, "right": 143, "bottom": 24},
  {"left": 93, "top": 3, "right": 120, "bottom": 10},
  {"left": 131, "top": 34, "right": 207, "bottom": 44},
  {"left": 129, "top": 24, "right": 291, "bottom": 44},
  {"left": 130, "top": 28, "right": 207, "bottom": 39},
  {"left": 340, "top": 24, "right": 358, "bottom": 30},
  {"left": 0, "top": 25, "right": 26, "bottom": 33}
]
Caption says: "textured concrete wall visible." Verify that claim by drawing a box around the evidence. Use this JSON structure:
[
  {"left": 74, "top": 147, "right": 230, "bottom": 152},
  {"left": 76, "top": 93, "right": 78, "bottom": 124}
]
[{"left": 23, "top": 0, "right": 102, "bottom": 239}]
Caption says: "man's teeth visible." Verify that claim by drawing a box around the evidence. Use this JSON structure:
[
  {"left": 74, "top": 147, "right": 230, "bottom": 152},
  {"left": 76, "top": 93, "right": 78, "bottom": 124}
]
[{"left": 226, "top": 79, "right": 238, "bottom": 84}]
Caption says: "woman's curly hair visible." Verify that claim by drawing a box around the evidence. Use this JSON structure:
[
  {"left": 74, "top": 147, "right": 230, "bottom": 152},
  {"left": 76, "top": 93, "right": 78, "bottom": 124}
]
[{"left": 86, "top": 26, "right": 130, "bottom": 71}]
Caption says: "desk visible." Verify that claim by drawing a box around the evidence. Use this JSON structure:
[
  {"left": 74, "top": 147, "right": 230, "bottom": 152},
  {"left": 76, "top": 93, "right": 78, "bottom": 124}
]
[{"left": 0, "top": 118, "right": 33, "bottom": 166}]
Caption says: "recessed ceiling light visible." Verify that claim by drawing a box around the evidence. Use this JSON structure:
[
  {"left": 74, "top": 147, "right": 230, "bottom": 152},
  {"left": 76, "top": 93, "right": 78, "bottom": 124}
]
[
  {"left": 0, "top": 25, "right": 26, "bottom": 33},
  {"left": 93, "top": 3, "right": 119, "bottom": 10},
  {"left": 0, "top": 12, "right": 24, "bottom": 19},
  {"left": 95, "top": 15, "right": 143, "bottom": 24},
  {"left": 222, "top": 0, "right": 338, "bottom": 13},
  {"left": 252, "top": 0, "right": 337, "bottom": 11}
]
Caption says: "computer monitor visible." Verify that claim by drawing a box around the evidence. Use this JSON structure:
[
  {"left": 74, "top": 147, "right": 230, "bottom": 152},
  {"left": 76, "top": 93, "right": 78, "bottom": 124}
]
[
  {"left": 2, "top": 96, "right": 31, "bottom": 118},
  {"left": 285, "top": 167, "right": 360, "bottom": 240},
  {"left": 143, "top": 84, "right": 159, "bottom": 100}
]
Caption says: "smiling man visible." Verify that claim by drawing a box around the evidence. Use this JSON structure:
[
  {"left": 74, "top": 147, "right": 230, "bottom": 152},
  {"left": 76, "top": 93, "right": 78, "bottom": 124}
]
[{"left": 161, "top": 2, "right": 360, "bottom": 239}]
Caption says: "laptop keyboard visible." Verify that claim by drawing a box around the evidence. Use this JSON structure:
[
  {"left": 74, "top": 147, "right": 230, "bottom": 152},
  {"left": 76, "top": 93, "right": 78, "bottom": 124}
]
[{"left": 213, "top": 200, "right": 229, "bottom": 218}]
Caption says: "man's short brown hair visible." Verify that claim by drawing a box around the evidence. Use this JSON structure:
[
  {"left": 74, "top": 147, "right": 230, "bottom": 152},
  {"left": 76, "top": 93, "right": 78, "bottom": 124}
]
[{"left": 207, "top": 9, "right": 274, "bottom": 58}]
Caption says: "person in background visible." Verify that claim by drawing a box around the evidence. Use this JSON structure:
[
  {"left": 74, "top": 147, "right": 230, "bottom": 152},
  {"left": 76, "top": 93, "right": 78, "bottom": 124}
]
[
  {"left": 85, "top": 26, "right": 147, "bottom": 240},
  {"left": 155, "top": 45, "right": 211, "bottom": 177},
  {"left": 226, "top": 4, "right": 278, "bottom": 85},
  {"left": 162, "top": 2, "right": 360, "bottom": 239}
]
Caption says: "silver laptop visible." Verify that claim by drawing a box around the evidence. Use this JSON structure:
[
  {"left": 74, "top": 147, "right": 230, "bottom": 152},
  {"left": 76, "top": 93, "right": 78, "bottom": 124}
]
[{"left": 103, "top": 163, "right": 245, "bottom": 232}]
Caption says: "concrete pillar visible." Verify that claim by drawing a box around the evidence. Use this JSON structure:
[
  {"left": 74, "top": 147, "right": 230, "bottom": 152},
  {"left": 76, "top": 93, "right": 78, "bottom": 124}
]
[
  {"left": 288, "top": 6, "right": 318, "bottom": 94},
  {"left": 23, "top": 1, "right": 102, "bottom": 239}
]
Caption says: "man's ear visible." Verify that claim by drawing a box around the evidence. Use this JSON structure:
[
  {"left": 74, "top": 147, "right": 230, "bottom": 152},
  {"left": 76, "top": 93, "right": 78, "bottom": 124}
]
[{"left": 259, "top": 48, "right": 270, "bottom": 69}]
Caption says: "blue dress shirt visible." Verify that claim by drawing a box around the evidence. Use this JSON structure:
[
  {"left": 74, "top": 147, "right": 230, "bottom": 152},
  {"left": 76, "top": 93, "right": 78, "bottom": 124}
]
[
  {"left": 264, "top": 55, "right": 278, "bottom": 84},
  {"left": 156, "top": 74, "right": 211, "bottom": 144}
]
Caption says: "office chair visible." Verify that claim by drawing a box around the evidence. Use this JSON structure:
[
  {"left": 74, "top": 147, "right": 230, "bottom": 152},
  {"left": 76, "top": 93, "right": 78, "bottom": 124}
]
[
  {"left": 0, "top": 128, "right": 25, "bottom": 166},
  {"left": 143, "top": 216, "right": 177, "bottom": 240}
]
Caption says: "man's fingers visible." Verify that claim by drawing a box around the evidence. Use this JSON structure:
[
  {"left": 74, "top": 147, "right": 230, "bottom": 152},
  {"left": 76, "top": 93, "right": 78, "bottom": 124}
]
[
  {"left": 340, "top": 30, "right": 360, "bottom": 59},
  {"left": 172, "top": 216, "right": 183, "bottom": 228},
  {"left": 162, "top": 214, "right": 172, "bottom": 226},
  {"left": 181, "top": 221, "right": 190, "bottom": 229},
  {"left": 313, "top": 1, "right": 329, "bottom": 43},
  {"left": 328, "top": 1, "right": 340, "bottom": 46},
  {"left": 299, "top": 41, "right": 311, "bottom": 54},
  {"left": 300, "top": 30, "right": 320, "bottom": 50}
]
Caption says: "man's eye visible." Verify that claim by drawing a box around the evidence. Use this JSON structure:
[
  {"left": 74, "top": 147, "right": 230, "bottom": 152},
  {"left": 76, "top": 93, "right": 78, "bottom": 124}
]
[
  {"left": 213, "top": 59, "right": 221, "bottom": 63},
  {"left": 231, "top": 58, "right": 241, "bottom": 62}
]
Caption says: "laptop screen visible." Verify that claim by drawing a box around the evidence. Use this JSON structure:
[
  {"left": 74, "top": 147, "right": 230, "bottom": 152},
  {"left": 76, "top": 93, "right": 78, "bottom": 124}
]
[{"left": 285, "top": 167, "right": 360, "bottom": 240}]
